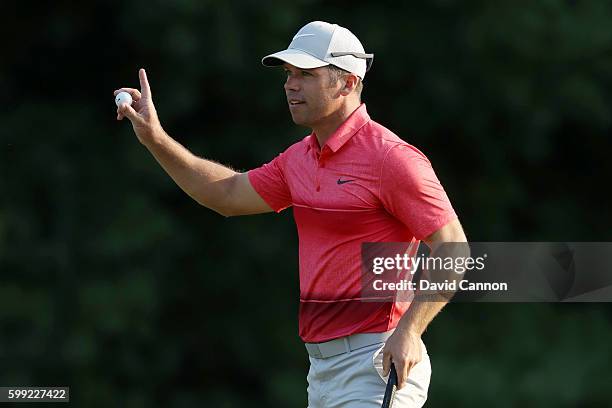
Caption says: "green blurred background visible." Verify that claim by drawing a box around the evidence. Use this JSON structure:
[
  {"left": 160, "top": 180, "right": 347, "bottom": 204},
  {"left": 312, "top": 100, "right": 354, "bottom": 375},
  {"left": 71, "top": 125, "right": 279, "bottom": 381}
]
[{"left": 1, "top": 1, "right": 612, "bottom": 406}]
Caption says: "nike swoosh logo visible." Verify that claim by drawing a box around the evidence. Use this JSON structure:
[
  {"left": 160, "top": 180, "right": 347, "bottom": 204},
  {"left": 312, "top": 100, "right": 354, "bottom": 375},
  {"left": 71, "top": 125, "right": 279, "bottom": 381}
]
[
  {"left": 337, "top": 179, "right": 356, "bottom": 185},
  {"left": 293, "top": 33, "right": 315, "bottom": 40}
]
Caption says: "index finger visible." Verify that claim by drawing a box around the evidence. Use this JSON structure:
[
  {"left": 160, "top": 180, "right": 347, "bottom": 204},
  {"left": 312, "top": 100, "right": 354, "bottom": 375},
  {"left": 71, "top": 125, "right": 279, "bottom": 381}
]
[
  {"left": 396, "top": 361, "right": 408, "bottom": 390},
  {"left": 139, "top": 68, "right": 152, "bottom": 99}
]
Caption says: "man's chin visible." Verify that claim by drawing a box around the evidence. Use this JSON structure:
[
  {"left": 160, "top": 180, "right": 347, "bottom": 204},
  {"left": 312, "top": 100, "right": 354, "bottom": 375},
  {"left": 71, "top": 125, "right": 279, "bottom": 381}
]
[{"left": 289, "top": 113, "right": 308, "bottom": 127}]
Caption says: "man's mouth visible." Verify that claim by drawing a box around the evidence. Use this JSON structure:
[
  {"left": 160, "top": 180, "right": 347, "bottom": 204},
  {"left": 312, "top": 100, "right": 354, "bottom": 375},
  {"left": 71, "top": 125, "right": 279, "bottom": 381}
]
[{"left": 288, "top": 99, "right": 305, "bottom": 106}]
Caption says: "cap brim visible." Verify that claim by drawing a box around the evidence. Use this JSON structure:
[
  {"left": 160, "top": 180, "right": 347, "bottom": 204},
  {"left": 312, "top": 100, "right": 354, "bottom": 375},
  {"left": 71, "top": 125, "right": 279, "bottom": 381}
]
[{"left": 261, "top": 49, "right": 329, "bottom": 69}]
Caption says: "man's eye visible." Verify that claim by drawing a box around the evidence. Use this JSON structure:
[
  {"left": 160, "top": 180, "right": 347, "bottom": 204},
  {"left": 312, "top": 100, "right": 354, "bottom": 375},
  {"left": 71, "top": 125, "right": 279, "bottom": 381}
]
[{"left": 302, "top": 71, "right": 312, "bottom": 76}]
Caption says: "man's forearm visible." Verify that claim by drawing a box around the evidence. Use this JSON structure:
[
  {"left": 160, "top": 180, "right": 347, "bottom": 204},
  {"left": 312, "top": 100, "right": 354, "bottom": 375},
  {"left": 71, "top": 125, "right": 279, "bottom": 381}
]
[
  {"left": 143, "top": 126, "right": 237, "bottom": 215},
  {"left": 395, "top": 296, "right": 448, "bottom": 336},
  {"left": 396, "top": 232, "right": 468, "bottom": 336}
]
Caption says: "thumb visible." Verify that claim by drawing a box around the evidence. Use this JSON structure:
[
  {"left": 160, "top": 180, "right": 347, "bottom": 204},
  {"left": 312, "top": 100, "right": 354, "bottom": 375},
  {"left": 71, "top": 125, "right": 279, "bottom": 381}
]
[{"left": 382, "top": 352, "right": 392, "bottom": 377}]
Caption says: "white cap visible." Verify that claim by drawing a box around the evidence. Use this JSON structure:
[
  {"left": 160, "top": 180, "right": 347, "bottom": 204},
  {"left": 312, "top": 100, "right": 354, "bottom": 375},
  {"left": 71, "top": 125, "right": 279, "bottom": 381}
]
[{"left": 262, "top": 21, "right": 373, "bottom": 79}]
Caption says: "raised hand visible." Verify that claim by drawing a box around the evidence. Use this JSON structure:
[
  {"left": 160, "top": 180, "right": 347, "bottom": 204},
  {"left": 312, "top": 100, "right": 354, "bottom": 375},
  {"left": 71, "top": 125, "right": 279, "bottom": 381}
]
[{"left": 114, "top": 68, "right": 161, "bottom": 145}]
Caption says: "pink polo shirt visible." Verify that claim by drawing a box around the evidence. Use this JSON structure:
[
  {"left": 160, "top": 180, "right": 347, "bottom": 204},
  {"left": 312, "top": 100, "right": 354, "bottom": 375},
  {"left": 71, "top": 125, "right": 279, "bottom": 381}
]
[{"left": 248, "top": 104, "right": 457, "bottom": 343}]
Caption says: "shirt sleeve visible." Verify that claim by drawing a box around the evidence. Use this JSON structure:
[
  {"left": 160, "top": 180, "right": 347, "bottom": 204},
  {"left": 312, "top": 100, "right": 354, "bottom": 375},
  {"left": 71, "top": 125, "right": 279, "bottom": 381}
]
[
  {"left": 379, "top": 144, "right": 457, "bottom": 240},
  {"left": 247, "top": 151, "right": 293, "bottom": 213}
]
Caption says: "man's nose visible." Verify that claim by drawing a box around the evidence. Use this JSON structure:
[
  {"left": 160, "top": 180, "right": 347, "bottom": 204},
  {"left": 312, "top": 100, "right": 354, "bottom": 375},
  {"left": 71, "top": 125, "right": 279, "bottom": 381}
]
[{"left": 284, "top": 76, "right": 300, "bottom": 92}]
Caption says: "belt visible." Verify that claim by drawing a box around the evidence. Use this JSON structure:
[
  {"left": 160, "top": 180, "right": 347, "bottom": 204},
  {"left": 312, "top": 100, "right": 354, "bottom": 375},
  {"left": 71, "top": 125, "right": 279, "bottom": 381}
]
[{"left": 305, "top": 330, "right": 394, "bottom": 359}]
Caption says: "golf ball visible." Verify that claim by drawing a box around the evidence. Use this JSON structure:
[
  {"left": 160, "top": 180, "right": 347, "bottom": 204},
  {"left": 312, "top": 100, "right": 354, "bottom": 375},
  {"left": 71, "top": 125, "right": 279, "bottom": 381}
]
[{"left": 115, "top": 91, "right": 133, "bottom": 107}]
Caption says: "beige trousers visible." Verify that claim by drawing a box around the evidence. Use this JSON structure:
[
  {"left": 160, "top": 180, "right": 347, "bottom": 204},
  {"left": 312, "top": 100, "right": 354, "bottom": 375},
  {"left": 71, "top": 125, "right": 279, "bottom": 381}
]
[{"left": 306, "top": 339, "right": 431, "bottom": 407}]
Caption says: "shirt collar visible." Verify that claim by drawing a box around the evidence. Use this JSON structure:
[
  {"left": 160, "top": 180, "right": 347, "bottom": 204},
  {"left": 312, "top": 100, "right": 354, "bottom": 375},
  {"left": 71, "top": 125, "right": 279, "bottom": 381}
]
[{"left": 306, "top": 103, "right": 370, "bottom": 154}]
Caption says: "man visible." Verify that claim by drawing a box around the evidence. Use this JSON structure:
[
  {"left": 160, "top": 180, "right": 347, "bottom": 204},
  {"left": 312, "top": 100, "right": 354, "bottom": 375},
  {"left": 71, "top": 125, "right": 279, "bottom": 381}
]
[{"left": 115, "top": 21, "right": 466, "bottom": 407}]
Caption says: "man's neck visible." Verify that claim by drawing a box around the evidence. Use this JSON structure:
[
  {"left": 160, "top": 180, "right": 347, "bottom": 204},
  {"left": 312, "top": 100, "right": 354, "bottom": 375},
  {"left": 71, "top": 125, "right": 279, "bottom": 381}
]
[{"left": 312, "top": 100, "right": 361, "bottom": 148}]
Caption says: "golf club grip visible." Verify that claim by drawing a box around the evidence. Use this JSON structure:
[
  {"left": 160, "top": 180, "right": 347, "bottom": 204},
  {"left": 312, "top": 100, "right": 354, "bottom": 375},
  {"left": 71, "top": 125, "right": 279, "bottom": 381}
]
[{"left": 381, "top": 363, "right": 398, "bottom": 408}]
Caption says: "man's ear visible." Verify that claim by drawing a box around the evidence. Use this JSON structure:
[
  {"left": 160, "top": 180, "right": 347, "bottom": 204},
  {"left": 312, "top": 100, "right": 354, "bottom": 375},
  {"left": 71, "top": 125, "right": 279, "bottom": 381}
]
[{"left": 339, "top": 73, "right": 359, "bottom": 96}]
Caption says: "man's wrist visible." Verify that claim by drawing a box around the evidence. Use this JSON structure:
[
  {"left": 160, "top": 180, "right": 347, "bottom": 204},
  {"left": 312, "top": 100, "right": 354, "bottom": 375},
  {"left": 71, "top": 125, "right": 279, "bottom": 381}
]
[
  {"left": 141, "top": 124, "right": 166, "bottom": 147},
  {"left": 395, "top": 320, "right": 422, "bottom": 338}
]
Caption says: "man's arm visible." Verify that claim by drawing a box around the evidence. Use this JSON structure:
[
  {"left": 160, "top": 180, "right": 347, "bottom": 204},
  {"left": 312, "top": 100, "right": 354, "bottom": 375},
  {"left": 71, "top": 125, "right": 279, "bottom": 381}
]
[
  {"left": 115, "top": 68, "right": 272, "bottom": 217},
  {"left": 381, "top": 218, "right": 467, "bottom": 389}
]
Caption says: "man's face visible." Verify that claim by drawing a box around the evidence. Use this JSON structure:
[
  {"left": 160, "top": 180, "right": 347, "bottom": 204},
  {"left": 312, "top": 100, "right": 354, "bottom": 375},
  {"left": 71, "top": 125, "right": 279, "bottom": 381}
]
[{"left": 283, "top": 63, "right": 344, "bottom": 127}]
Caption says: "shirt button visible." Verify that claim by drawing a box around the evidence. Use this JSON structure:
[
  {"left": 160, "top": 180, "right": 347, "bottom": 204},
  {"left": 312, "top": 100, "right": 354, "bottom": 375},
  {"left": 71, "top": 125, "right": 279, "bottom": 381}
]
[{"left": 316, "top": 185, "right": 320, "bottom": 192}]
